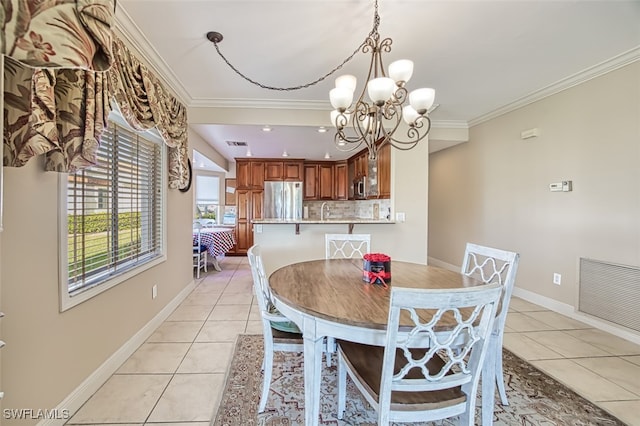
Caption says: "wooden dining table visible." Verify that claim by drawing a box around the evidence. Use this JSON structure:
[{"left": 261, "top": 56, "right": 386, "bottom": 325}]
[{"left": 269, "top": 258, "right": 494, "bottom": 426}]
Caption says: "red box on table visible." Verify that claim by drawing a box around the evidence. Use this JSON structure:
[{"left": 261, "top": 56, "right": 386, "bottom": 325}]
[{"left": 363, "top": 253, "right": 391, "bottom": 285}]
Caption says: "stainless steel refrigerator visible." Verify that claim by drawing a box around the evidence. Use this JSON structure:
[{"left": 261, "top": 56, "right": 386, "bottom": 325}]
[{"left": 263, "top": 181, "right": 303, "bottom": 220}]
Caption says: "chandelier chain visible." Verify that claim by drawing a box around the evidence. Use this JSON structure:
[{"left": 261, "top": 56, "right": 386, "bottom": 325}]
[{"left": 209, "top": 1, "right": 381, "bottom": 91}]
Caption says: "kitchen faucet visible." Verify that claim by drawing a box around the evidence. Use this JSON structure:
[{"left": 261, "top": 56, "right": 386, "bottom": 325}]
[{"left": 321, "top": 202, "right": 330, "bottom": 221}]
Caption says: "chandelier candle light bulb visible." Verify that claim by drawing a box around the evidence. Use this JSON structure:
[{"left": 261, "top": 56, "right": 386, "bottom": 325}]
[{"left": 388, "top": 59, "right": 414, "bottom": 84}]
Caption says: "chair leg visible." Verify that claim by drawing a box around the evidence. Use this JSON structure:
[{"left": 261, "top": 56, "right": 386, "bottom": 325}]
[
  {"left": 337, "top": 349, "right": 347, "bottom": 419},
  {"left": 459, "top": 408, "right": 473, "bottom": 426},
  {"left": 194, "top": 256, "right": 200, "bottom": 279},
  {"left": 326, "top": 336, "right": 336, "bottom": 367},
  {"left": 259, "top": 337, "right": 274, "bottom": 413},
  {"left": 203, "top": 252, "right": 208, "bottom": 272},
  {"left": 495, "top": 335, "right": 509, "bottom": 406},
  {"left": 482, "top": 338, "right": 498, "bottom": 426}
]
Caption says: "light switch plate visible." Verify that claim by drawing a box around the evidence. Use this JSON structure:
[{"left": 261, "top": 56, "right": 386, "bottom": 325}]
[{"left": 395, "top": 212, "right": 406, "bottom": 222}]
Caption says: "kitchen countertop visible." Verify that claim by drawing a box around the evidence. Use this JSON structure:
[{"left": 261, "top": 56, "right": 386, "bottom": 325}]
[{"left": 253, "top": 218, "right": 395, "bottom": 224}]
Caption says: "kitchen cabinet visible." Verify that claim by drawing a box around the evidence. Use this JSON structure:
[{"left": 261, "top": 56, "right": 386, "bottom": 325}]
[
  {"left": 250, "top": 161, "right": 265, "bottom": 188},
  {"left": 251, "top": 190, "right": 263, "bottom": 220},
  {"left": 236, "top": 161, "right": 251, "bottom": 189},
  {"left": 377, "top": 143, "right": 391, "bottom": 198},
  {"left": 233, "top": 161, "right": 265, "bottom": 254},
  {"left": 303, "top": 164, "right": 318, "bottom": 200},
  {"left": 354, "top": 152, "right": 368, "bottom": 178},
  {"left": 318, "top": 163, "right": 334, "bottom": 200},
  {"left": 232, "top": 188, "right": 263, "bottom": 254},
  {"left": 236, "top": 159, "right": 264, "bottom": 189},
  {"left": 264, "top": 160, "right": 303, "bottom": 181},
  {"left": 233, "top": 189, "right": 251, "bottom": 253},
  {"left": 304, "top": 162, "right": 334, "bottom": 200},
  {"left": 283, "top": 161, "right": 303, "bottom": 181},
  {"left": 334, "top": 161, "right": 348, "bottom": 200},
  {"left": 264, "top": 162, "right": 283, "bottom": 181}
]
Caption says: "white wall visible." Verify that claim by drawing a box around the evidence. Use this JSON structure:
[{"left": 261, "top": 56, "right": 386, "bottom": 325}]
[
  {"left": 0, "top": 154, "right": 194, "bottom": 423},
  {"left": 428, "top": 62, "right": 640, "bottom": 323}
]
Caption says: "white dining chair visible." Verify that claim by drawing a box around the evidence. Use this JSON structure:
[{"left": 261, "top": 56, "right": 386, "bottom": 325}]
[
  {"left": 193, "top": 225, "right": 207, "bottom": 278},
  {"left": 324, "top": 233, "right": 371, "bottom": 366},
  {"left": 337, "top": 283, "right": 502, "bottom": 426},
  {"left": 325, "top": 233, "right": 371, "bottom": 259},
  {"left": 461, "top": 242, "right": 520, "bottom": 409},
  {"left": 247, "top": 244, "right": 305, "bottom": 413}
]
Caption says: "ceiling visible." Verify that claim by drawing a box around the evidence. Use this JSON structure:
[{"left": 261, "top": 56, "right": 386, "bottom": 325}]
[{"left": 117, "top": 1, "right": 640, "bottom": 166}]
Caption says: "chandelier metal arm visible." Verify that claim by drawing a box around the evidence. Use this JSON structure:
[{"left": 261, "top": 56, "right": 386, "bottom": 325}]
[{"left": 207, "top": 1, "right": 381, "bottom": 91}]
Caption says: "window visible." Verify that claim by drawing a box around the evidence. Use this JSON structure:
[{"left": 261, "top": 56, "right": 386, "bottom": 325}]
[
  {"left": 61, "top": 120, "right": 165, "bottom": 309},
  {"left": 194, "top": 173, "right": 221, "bottom": 226}
]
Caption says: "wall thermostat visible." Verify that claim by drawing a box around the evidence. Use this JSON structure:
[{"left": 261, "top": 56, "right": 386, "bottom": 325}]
[{"left": 550, "top": 180, "right": 572, "bottom": 192}]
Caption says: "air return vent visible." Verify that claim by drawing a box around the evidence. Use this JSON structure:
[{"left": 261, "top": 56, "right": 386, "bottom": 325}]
[
  {"left": 578, "top": 258, "right": 640, "bottom": 333},
  {"left": 226, "top": 140, "right": 248, "bottom": 147}
]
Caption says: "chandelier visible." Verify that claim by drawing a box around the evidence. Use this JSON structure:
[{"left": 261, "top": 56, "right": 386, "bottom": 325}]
[
  {"left": 329, "top": 4, "right": 435, "bottom": 160},
  {"left": 207, "top": 0, "right": 435, "bottom": 160}
]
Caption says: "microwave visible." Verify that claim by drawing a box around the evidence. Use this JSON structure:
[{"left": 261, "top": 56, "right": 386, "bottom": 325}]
[{"left": 354, "top": 177, "right": 366, "bottom": 199}]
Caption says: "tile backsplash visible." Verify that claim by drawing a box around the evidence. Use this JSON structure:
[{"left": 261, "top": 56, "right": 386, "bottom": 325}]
[{"left": 305, "top": 199, "right": 391, "bottom": 220}]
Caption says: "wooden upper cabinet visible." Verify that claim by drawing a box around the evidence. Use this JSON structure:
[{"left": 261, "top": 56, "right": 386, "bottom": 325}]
[
  {"left": 236, "top": 159, "right": 264, "bottom": 189},
  {"left": 318, "top": 163, "right": 334, "bottom": 200},
  {"left": 250, "top": 161, "right": 265, "bottom": 188},
  {"left": 283, "top": 161, "right": 303, "bottom": 181},
  {"left": 264, "top": 160, "right": 303, "bottom": 181},
  {"left": 334, "top": 162, "right": 348, "bottom": 200},
  {"left": 354, "top": 152, "right": 368, "bottom": 178},
  {"left": 303, "top": 164, "right": 318, "bottom": 200},
  {"left": 236, "top": 161, "right": 251, "bottom": 189},
  {"left": 377, "top": 143, "right": 391, "bottom": 199},
  {"left": 264, "top": 161, "right": 284, "bottom": 181}
]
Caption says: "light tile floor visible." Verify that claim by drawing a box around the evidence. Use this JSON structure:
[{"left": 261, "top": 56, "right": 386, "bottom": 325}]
[{"left": 67, "top": 257, "right": 640, "bottom": 426}]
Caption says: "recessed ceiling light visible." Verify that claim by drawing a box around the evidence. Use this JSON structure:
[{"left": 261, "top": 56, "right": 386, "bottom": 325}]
[
  {"left": 324, "top": 152, "right": 331, "bottom": 159},
  {"left": 282, "top": 150, "right": 289, "bottom": 157},
  {"left": 318, "top": 126, "right": 327, "bottom": 133},
  {"left": 246, "top": 149, "right": 253, "bottom": 157},
  {"left": 262, "top": 125, "right": 272, "bottom": 132}
]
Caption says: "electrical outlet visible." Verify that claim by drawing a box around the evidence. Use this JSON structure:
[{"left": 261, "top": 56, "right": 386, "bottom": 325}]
[
  {"left": 553, "top": 273, "right": 561, "bottom": 285},
  {"left": 152, "top": 284, "right": 158, "bottom": 299}
]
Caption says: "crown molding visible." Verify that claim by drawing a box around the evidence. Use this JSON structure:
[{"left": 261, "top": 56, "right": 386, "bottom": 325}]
[
  {"left": 114, "top": 3, "right": 192, "bottom": 105},
  {"left": 469, "top": 46, "right": 640, "bottom": 127},
  {"left": 188, "top": 98, "right": 329, "bottom": 110},
  {"left": 431, "top": 120, "right": 469, "bottom": 130}
]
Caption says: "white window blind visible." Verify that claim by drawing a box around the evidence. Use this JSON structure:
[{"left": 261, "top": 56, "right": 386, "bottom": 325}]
[
  {"left": 196, "top": 175, "right": 220, "bottom": 203},
  {"left": 66, "top": 122, "right": 163, "bottom": 295}
]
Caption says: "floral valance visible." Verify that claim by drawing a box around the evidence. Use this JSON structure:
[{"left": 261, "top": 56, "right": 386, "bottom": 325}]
[
  {"left": 3, "top": 56, "right": 109, "bottom": 171},
  {"left": 108, "top": 37, "right": 188, "bottom": 189},
  {"left": 3, "top": 35, "right": 189, "bottom": 189},
  {"left": 1, "top": 0, "right": 115, "bottom": 71}
]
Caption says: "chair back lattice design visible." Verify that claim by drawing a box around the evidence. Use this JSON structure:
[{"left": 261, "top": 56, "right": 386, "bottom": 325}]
[
  {"left": 379, "top": 284, "right": 502, "bottom": 419},
  {"left": 325, "top": 234, "right": 371, "bottom": 259},
  {"left": 460, "top": 243, "right": 520, "bottom": 325}
]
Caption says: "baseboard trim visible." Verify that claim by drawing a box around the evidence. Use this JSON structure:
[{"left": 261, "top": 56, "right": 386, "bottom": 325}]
[
  {"left": 38, "top": 279, "right": 196, "bottom": 426},
  {"left": 427, "top": 256, "right": 458, "bottom": 272},
  {"left": 512, "top": 287, "right": 640, "bottom": 346}
]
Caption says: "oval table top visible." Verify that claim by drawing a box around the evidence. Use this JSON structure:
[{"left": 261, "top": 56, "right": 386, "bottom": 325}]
[{"left": 269, "top": 258, "right": 485, "bottom": 331}]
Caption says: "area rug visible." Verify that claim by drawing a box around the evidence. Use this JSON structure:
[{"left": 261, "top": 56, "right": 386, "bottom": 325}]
[{"left": 212, "top": 334, "right": 625, "bottom": 426}]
